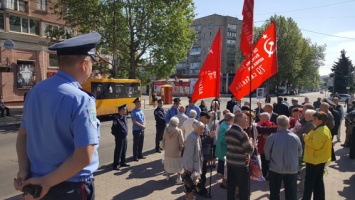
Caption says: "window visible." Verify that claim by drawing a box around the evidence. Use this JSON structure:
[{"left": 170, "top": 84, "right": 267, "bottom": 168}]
[
  {"left": 37, "top": 0, "right": 46, "bottom": 11},
  {"left": 30, "top": 19, "right": 40, "bottom": 35},
  {"left": 8, "top": 0, "right": 28, "bottom": 12},
  {"left": 9, "top": 16, "right": 21, "bottom": 32},
  {"left": 10, "top": 15, "right": 40, "bottom": 35},
  {"left": 91, "top": 82, "right": 141, "bottom": 99},
  {"left": 0, "top": 14, "right": 4, "bottom": 31},
  {"left": 49, "top": 54, "right": 58, "bottom": 67},
  {"left": 227, "top": 39, "right": 236, "bottom": 45},
  {"left": 227, "top": 31, "right": 237, "bottom": 37},
  {"left": 228, "top": 24, "right": 237, "bottom": 30},
  {"left": 44, "top": 24, "right": 59, "bottom": 37}
]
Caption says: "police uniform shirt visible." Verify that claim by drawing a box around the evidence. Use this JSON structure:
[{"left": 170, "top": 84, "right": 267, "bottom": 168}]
[
  {"left": 154, "top": 107, "right": 166, "bottom": 125},
  {"left": 131, "top": 107, "right": 145, "bottom": 131},
  {"left": 165, "top": 106, "right": 179, "bottom": 123},
  {"left": 112, "top": 114, "right": 128, "bottom": 138},
  {"left": 186, "top": 105, "right": 201, "bottom": 120},
  {"left": 21, "top": 70, "right": 100, "bottom": 182}
]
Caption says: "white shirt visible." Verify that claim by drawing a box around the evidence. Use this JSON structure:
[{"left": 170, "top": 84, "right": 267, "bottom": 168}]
[
  {"left": 233, "top": 104, "right": 242, "bottom": 113},
  {"left": 181, "top": 118, "right": 198, "bottom": 140}
]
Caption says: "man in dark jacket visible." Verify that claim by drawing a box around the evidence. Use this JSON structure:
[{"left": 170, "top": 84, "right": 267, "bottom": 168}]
[
  {"left": 198, "top": 111, "right": 216, "bottom": 197},
  {"left": 112, "top": 104, "right": 130, "bottom": 170},
  {"left": 154, "top": 99, "right": 166, "bottom": 153},
  {"left": 313, "top": 97, "right": 322, "bottom": 109},
  {"left": 226, "top": 95, "right": 237, "bottom": 113},
  {"left": 273, "top": 96, "right": 290, "bottom": 117}
]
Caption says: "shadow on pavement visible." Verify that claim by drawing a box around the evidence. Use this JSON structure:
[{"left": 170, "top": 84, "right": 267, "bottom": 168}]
[
  {"left": 112, "top": 179, "right": 175, "bottom": 200},
  {"left": 338, "top": 174, "right": 355, "bottom": 198}
]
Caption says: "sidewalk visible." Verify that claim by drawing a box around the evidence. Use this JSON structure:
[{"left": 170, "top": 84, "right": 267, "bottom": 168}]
[
  {"left": 92, "top": 138, "right": 355, "bottom": 200},
  {"left": 0, "top": 106, "right": 23, "bottom": 128}
]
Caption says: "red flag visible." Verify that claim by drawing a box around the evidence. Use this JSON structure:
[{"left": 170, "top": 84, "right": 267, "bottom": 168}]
[
  {"left": 229, "top": 22, "right": 278, "bottom": 100},
  {"left": 191, "top": 29, "right": 221, "bottom": 102},
  {"left": 240, "top": 0, "right": 254, "bottom": 56}
]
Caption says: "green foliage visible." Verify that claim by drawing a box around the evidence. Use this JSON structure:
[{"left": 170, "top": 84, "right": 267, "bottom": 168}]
[
  {"left": 328, "top": 50, "right": 354, "bottom": 94},
  {"left": 253, "top": 15, "right": 325, "bottom": 92},
  {"left": 50, "top": 0, "right": 196, "bottom": 83}
]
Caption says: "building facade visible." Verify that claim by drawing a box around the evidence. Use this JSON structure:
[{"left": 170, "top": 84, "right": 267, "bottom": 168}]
[
  {"left": 176, "top": 14, "right": 242, "bottom": 76},
  {"left": 0, "top": 0, "right": 69, "bottom": 102}
]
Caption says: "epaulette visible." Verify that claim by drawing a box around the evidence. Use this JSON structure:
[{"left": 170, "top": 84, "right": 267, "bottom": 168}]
[{"left": 79, "top": 88, "right": 96, "bottom": 98}]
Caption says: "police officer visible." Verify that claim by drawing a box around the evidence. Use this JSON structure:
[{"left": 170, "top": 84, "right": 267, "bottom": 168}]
[
  {"left": 112, "top": 104, "right": 130, "bottom": 170},
  {"left": 14, "top": 32, "right": 101, "bottom": 199},
  {"left": 131, "top": 97, "right": 146, "bottom": 161},
  {"left": 165, "top": 98, "right": 180, "bottom": 123},
  {"left": 154, "top": 99, "right": 166, "bottom": 153}
]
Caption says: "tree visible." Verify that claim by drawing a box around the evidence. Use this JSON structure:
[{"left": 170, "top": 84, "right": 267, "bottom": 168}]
[
  {"left": 329, "top": 50, "right": 354, "bottom": 94},
  {"left": 51, "top": 0, "right": 196, "bottom": 81},
  {"left": 252, "top": 15, "right": 325, "bottom": 93}
]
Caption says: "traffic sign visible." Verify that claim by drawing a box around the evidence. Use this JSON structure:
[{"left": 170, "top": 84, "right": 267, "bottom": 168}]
[
  {"left": 4, "top": 39, "right": 15, "bottom": 50},
  {"left": 346, "top": 86, "right": 350, "bottom": 89}
]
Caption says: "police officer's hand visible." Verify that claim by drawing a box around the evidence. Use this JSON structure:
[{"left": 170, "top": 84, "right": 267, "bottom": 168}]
[
  {"left": 14, "top": 169, "right": 29, "bottom": 191},
  {"left": 22, "top": 177, "right": 50, "bottom": 200},
  {"left": 142, "top": 125, "right": 146, "bottom": 130}
]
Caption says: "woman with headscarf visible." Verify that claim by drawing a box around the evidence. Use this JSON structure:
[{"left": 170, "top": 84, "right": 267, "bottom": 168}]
[{"left": 161, "top": 117, "right": 184, "bottom": 184}]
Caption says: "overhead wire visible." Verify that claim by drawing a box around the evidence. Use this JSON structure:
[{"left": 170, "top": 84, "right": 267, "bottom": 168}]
[{"left": 256, "top": 0, "right": 355, "bottom": 15}]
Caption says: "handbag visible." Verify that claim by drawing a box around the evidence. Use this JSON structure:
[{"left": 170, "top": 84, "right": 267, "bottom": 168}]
[
  {"left": 180, "top": 147, "right": 185, "bottom": 157},
  {"left": 249, "top": 123, "right": 265, "bottom": 181}
]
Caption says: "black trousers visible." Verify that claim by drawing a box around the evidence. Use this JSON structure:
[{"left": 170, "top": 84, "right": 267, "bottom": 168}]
[
  {"left": 260, "top": 154, "right": 269, "bottom": 178},
  {"left": 133, "top": 130, "right": 144, "bottom": 159},
  {"left": 200, "top": 160, "right": 208, "bottom": 191},
  {"left": 302, "top": 163, "right": 326, "bottom": 200},
  {"left": 42, "top": 179, "right": 94, "bottom": 200},
  {"left": 269, "top": 171, "right": 298, "bottom": 200},
  {"left": 113, "top": 137, "right": 127, "bottom": 167},
  {"left": 0, "top": 107, "right": 10, "bottom": 116},
  {"left": 155, "top": 125, "right": 165, "bottom": 151},
  {"left": 227, "top": 165, "right": 250, "bottom": 200}
]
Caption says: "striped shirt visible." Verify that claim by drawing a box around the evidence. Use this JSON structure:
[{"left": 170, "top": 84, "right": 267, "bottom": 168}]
[{"left": 225, "top": 124, "right": 254, "bottom": 167}]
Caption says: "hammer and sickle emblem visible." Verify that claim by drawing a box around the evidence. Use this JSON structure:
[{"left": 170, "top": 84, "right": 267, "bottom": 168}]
[{"left": 264, "top": 38, "right": 275, "bottom": 57}]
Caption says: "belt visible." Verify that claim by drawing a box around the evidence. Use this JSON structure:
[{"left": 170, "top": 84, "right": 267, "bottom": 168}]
[{"left": 54, "top": 178, "right": 93, "bottom": 188}]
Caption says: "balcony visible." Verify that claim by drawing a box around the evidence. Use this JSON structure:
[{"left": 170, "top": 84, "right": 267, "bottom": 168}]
[{"left": 1, "top": 0, "right": 29, "bottom": 13}]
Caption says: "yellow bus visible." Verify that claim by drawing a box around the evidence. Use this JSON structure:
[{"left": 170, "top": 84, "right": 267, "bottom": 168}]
[{"left": 81, "top": 78, "right": 141, "bottom": 116}]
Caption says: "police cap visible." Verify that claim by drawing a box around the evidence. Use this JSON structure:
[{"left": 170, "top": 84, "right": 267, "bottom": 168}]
[
  {"left": 118, "top": 104, "right": 126, "bottom": 111},
  {"left": 173, "top": 98, "right": 181, "bottom": 104},
  {"left": 48, "top": 32, "right": 101, "bottom": 62},
  {"left": 133, "top": 97, "right": 141, "bottom": 103},
  {"left": 157, "top": 99, "right": 163, "bottom": 104}
]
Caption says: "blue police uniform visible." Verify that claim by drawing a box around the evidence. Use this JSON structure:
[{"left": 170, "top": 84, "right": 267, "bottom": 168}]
[
  {"left": 20, "top": 32, "right": 101, "bottom": 199},
  {"left": 186, "top": 105, "right": 201, "bottom": 119},
  {"left": 111, "top": 105, "right": 129, "bottom": 169},
  {"left": 131, "top": 97, "right": 146, "bottom": 160},
  {"left": 154, "top": 100, "right": 166, "bottom": 152},
  {"left": 165, "top": 106, "right": 179, "bottom": 123}
]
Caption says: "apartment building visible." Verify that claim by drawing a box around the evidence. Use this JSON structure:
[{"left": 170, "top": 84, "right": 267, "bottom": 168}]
[
  {"left": 0, "top": 0, "right": 69, "bottom": 102},
  {"left": 176, "top": 14, "right": 242, "bottom": 76}
]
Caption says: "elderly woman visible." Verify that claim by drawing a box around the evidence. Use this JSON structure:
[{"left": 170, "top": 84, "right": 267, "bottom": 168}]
[
  {"left": 255, "top": 112, "right": 277, "bottom": 180},
  {"left": 161, "top": 117, "right": 184, "bottom": 184},
  {"left": 297, "top": 109, "right": 316, "bottom": 145},
  {"left": 182, "top": 121, "right": 205, "bottom": 200},
  {"left": 215, "top": 113, "right": 235, "bottom": 188},
  {"left": 296, "top": 109, "right": 316, "bottom": 191},
  {"left": 181, "top": 110, "right": 198, "bottom": 140},
  {"left": 302, "top": 111, "right": 332, "bottom": 200}
]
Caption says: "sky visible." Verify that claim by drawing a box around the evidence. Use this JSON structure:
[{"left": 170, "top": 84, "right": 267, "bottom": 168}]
[{"left": 193, "top": 0, "right": 355, "bottom": 76}]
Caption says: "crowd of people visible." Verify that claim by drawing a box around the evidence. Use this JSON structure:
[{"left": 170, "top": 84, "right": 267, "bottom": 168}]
[
  {"left": 13, "top": 32, "right": 353, "bottom": 200},
  {"left": 110, "top": 93, "right": 354, "bottom": 200}
]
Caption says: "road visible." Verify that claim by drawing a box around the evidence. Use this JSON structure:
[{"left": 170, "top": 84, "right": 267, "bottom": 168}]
[{"left": 0, "top": 92, "right": 331, "bottom": 199}]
